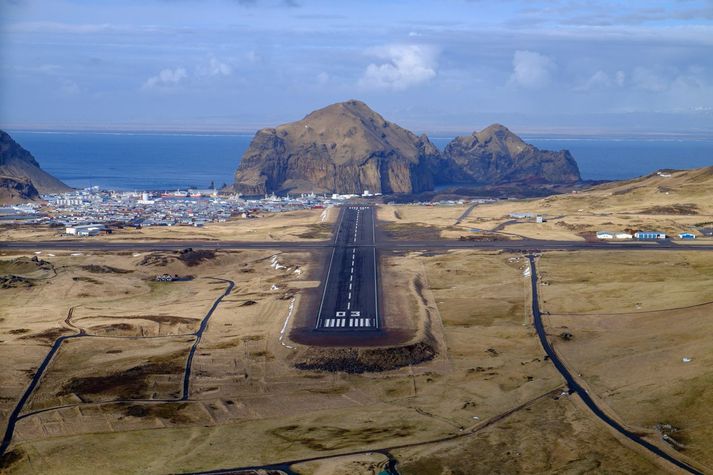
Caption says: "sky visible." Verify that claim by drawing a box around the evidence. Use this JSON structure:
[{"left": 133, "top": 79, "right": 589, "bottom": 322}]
[{"left": 1, "top": 0, "right": 713, "bottom": 136}]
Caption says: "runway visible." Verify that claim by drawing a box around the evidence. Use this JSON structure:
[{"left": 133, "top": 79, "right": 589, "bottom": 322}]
[{"left": 314, "top": 206, "right": 379, "bottom": 331}]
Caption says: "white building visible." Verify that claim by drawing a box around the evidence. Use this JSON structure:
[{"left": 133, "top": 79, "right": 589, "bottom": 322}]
[
  {"left": 615, "top": 232, "right": 633, "bottom": 239},
  {"left": 66, "top": 224, "right": 106, "bottom": 236},
  {"left": 596, "top": 231, "right": 614, "bottom": 239}
]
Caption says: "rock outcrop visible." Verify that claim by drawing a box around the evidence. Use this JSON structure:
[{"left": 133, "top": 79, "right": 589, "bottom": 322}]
[
  {"left": 0, "top": 176, "right": 40, "bottom": 203},
  {"left": 233, "top": 100, "right": 449, "bottom": 195},
  {"left": 233, "top": 103, "right": 582, "bottom": 195},
  {"left": 1, "top": 130, "right": 70, "bottom": 197},
  {"left": 443, "top": 124, "right": 581, "bottom": 185}
]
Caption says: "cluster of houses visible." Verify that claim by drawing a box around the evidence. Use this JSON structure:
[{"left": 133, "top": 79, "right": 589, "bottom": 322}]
[
  {"left": 37, "top": 187, "right": 342, "bottom": 234},
  {"left": 596, "top": 230, "right": 697, "bottom": 240}
]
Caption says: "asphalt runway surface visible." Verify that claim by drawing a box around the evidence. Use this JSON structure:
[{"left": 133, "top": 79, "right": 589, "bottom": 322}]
[{"left": 314, "top": 205, "right": 379, "bottom": 331}]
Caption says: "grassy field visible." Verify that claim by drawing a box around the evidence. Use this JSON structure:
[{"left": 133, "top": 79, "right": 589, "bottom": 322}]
[
  {"left": 0, "top": 250, "right": 607, "bottom": 474},
  {"left": 2, "top": 242, "right": 712, "bottom": 473}
]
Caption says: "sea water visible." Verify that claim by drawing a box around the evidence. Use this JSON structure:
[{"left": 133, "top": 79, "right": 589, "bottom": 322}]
[{"left": 9, "top": 131, "right": 713, "bottom": 190}]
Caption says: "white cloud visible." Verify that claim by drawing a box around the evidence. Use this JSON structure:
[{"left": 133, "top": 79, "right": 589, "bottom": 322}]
[
  {"left": 359, "top": 44, "right": 438, "bottom": 91},
  {"left": 196, "top": 57, "right": 232, "bottom": 77},
  {"left": 142, "top": 67, "right": 187, "bottom": 90},
  {"left": 207, "top": 57, "right": 232, "bottom": 76},
  {"left": 631, "top": 67, "right": 668, "bottom": 92},
  {"left": 316, "top": 71, "right": 329, "bottom": 85},
  {"left": 575, "top": 70, "right": 611, "bottom": 91},
  {"left": 615, "top": 70, "right": 626, "bottom": 86},
  {"left": 59, "top": 79, "right": 80, "bottom": 95},
  {"left": 509, "top": 50, "right": 555, "bottom": 89}
]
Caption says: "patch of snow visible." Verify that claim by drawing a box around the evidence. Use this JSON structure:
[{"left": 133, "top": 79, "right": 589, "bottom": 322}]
[{"left": 278, "top": 297, "right": 296, "bottom": 350}]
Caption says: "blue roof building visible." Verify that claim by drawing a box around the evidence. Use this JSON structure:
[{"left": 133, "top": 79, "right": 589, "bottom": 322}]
[{"left": 634, "top": 231, "right": 667, "bottom": 240}]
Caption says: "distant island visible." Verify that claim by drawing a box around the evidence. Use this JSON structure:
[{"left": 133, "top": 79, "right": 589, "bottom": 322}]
[{"left": 232, "top": 100, "right": 581, "bottom": 195}]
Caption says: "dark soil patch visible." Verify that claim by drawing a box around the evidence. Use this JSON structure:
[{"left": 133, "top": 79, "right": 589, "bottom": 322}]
[
  {"left": 177, "top": 248, "right": 216, "bottom": 266},
  {"left": 295, "top": 223, "right": 332, "bottom": 239},
  {"left": 139, "top": 249, "right": 217, "bottom": 267},
  {"left": 458, "top": 233, "right": 510, "bottom": 242},
  {"left": 294, "top": 341, "right": 436, "bottom": 374},
  {"left": 20, "top": 327, "right": 72, "bottom": 343},
  {"left": 270, "top": 423, "right": 416, "bottom": 451},
  {"left": 90, "top": 323, "right": 135, "bottom": 333},
  {"left": 0, "top": 275, "right": 34, "bottom": 289},
  {"left": 9, "top": 328, "right": 30, "bottom": 335},
  {"left": 139, "top": 253, "right": 172, "bottom": 267},
  {"left": 58, "top": 351, "right": 186, "bottom": 399},
  {"left": 72, "top": 276, "right": 103, "bottom": 284},
  {"left": 80, "top": 264, "right": 133, "bottom": 274},
  {"left": 240, "top": 300, "right": 258, "bottom": 306},
  {"left": 0, "top": 448, "right": 24, "bottom": 470},
  {"left": 640, "top": 203, "right": 699, "bottom": 215},
  {"left": 89, "top": 315, "right": 196, "bottom": 325},
  {"left": 121, "top": 402, "right": 193, "bottom": 424},
  {"left": 381, "top": 222, "right": 442, "bottom": 241},
  {"left": 106, "top": 349, "right": 123, "bottom": 354}
]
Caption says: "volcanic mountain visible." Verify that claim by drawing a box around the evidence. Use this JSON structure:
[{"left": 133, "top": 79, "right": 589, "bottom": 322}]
[
  {"left": 0, "top": 130, "right": 70, "bottom": 202},
  {"left": 233, "top": 100, "right": 451, "bottom": 195},
  {"left": 443, "top": 124, "right": 581, "bottom": 185},
  {"left": 233, "top": 101, "right": 582, "bottom": 195}
]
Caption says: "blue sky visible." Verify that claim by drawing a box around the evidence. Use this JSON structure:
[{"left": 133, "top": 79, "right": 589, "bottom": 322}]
[{"left": 1, "top": 0, "right": 712, "bottom": 135}]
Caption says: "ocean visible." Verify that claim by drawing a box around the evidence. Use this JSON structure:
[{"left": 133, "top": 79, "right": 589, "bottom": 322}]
[{"left": 9, "top": 131, "right": 713, "bottom": 191}]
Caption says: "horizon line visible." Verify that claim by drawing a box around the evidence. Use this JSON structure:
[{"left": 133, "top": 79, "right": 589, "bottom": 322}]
[{"left": 4, "top": 124, "right": 713, "bottom": 141}]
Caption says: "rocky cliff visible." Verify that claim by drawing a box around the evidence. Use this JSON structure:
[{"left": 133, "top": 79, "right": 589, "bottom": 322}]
[
  {"left": 443, "top": 124, "right": 581, "bottom": 185},
  {"left": 0, "top": 130, "right": 71, "bottom": 196},
  {"left": 0, "top": 176, "right": 40, "bottom": 203},
  {"left": 233, "top": 100, "right": 450, "bottom": 195}
]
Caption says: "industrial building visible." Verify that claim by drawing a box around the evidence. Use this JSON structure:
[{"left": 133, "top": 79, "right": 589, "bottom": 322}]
[{"left": 65, "top": 224, "right": 107, "bottom": 237}]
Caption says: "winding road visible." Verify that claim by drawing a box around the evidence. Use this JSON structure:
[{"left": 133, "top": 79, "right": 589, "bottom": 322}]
[
  {"left": 2, "top": 206, "right": 713, "bottom": 471},
  {"left": 527, "top": 255, "right": 703, "bottom": 475},
  {"left": 0, "top": 277, "right": 234, "bottom": 458}
]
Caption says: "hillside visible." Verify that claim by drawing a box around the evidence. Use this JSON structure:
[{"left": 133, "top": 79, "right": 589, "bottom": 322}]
[
  {"left": 538, "top": 166, "right": 713, "bottom": 215},
  {"left": 0, "top": 130, "right": 70, "bottom": 200},
  {"left": 233, "top": 100, "right": 450, "bottom": 195},
  {"left": 443, "top": 124, "right": 581, "bottom": 185},
  {"left": 233, "top": 101, "right": 580, "bottom": 196}
]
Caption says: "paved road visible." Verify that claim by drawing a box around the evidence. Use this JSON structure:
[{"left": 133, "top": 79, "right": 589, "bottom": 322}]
[
  {"left": 454, "top": 203, "right": 478, "bottom": 225},
  {"left": 0, "top": 278, "right": 234, "bottom": 458},
  {"left": 527, "top": 255, "right": 703, "bottom": 475},
  {"left": 3, "top": 238, "right": 713, "bottom": 252},
  {"left": 315, "top": 206, "right": 379, "bottom": 331}
]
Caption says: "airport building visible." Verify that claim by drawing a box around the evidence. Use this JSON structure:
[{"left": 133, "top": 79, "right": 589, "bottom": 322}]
[{"left": 634, "top": 231, "right": 667, "bottom": 240}]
